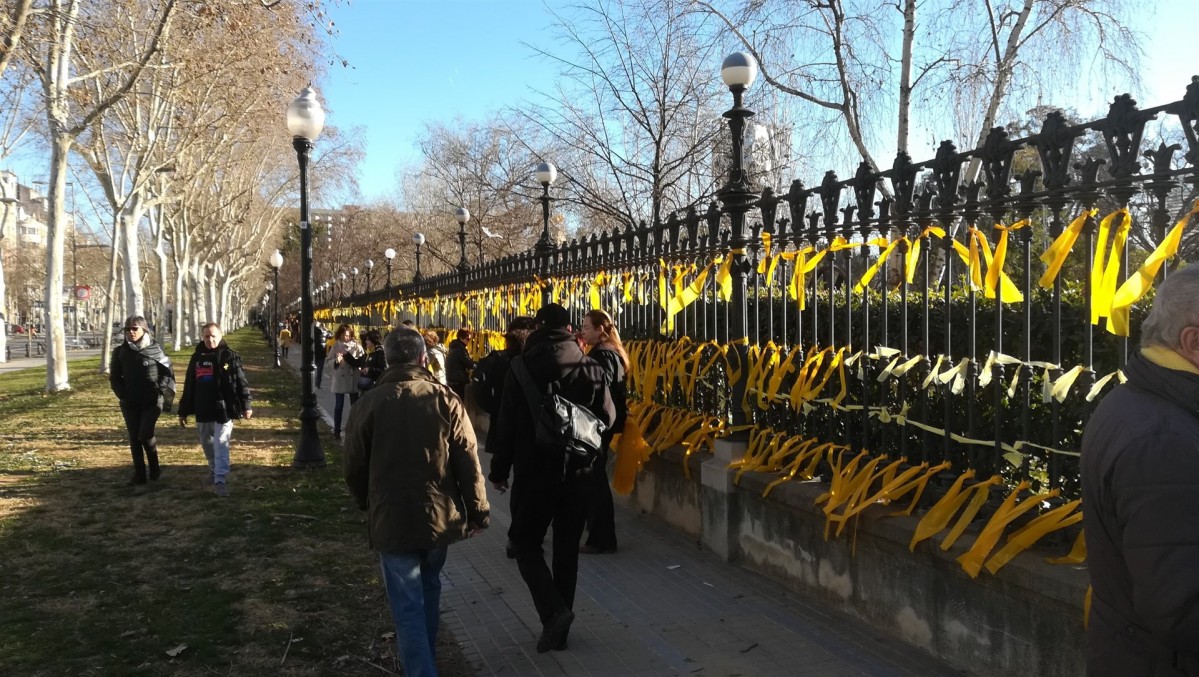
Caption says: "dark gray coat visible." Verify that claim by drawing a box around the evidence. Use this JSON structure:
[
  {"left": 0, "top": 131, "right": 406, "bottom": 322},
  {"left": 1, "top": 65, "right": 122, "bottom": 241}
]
[{"left": 1081, "top": 349, "right": 1199, "bottom": 675}]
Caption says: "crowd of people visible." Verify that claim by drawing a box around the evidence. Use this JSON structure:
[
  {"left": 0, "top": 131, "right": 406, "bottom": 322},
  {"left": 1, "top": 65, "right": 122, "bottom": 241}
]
[{"left": 112, "top": 304, "right": 635, "bottom": 674}]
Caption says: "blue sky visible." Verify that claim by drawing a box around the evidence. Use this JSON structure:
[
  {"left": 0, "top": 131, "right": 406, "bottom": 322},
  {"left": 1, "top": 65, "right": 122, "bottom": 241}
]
[
  {"left": 321, "top": 0, "right": 562, "bottom": 203},
  {"left": 322, "top": 0, "right": 1199, "bottom": 204}
]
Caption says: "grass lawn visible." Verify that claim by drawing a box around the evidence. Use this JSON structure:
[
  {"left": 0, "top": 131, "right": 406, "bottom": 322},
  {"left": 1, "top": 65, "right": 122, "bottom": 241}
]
[{"left": 0, "top": 329, "right": 473, "bottom": 676}]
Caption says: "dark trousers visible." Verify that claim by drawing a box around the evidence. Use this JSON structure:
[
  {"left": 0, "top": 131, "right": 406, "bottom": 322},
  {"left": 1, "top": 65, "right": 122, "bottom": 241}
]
[
  {"left": 120, "top": 400, "right": 161, "bottom": 479},
  {"left": 449, "top": 382, "right": 468, "bottom": 402},
  {"left": 509, "top": 478, "right": 587, "bottom": 625},
  {"left": 315, "top": 357, "right": 326, "bottom": 388},
  {"left": 583, "top": 448, "right": 617, "bottom": 550},
  {"left": 332, "top": 392, "right": 359, "bottom": 435}
]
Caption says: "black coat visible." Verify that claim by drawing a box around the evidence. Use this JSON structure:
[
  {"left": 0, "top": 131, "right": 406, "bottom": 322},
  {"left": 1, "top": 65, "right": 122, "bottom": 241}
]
[
  {"left": 110, "top": 335, "right": 175, "bottom": 411},
  {"left": 177, "top": 341, "right": 252, "bottom": 423},
  {"left": 446, "top": 338, "right": 475, "bottom": 385},
  {"left": 488, "top": 327, "right": 615, "bottom": 486},
  {"left": 589, "top": 345, "right": 628, "bottom": 447},
  {"left": 1081, "top": 348, "right": 1199, "bottom": 675}
]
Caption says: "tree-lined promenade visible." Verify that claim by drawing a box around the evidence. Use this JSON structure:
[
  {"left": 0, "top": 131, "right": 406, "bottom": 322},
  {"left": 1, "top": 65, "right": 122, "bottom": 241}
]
[{"left": 0, "top": 329, "right": 473, "bottom": 675}]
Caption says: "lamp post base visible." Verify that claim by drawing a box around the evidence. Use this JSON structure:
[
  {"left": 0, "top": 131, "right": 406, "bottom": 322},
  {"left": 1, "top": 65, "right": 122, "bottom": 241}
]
[{"left": 292, "top": 409, "right": 326, "bottom": 468}]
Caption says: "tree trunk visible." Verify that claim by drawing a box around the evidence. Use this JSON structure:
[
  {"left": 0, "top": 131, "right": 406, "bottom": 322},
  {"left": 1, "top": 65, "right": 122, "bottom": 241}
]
[
  {"left": 897, "top": 0, "right": 916, "bottom": 155},
  {"left": 120, "top": 204, "right": 145, "bottom": 318},
  {"left": 43, "top": 132, "right": 72, "bottom": 391}
]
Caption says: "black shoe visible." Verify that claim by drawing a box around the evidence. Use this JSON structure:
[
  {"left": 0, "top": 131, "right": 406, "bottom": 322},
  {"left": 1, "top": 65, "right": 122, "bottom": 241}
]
[
  {"left": 148, "top": 466, "right": 161, "bottom": 481},
  {"left": 536, "top": 610, "right": 574, "bottom": 653},
  {"left": 332, "top": 432, "right": 341, "bottom": 440},
  {"left": 129, "top": 474, "right": 147, "bottom": 486},
  {"left": 505, "top": 540, "right": 516, "bottom": 559}
]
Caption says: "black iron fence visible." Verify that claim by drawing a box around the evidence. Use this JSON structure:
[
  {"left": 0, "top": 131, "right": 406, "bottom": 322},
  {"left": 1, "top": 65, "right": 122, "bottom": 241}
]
[{"left": 317, "top": 78, "right": 1199, "bottom": 512}]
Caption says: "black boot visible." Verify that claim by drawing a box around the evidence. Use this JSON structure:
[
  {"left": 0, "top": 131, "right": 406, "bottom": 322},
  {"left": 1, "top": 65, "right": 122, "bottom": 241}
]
[
  {"left": 146, "top": 449, "right": 161, "bottom": 481},
  {"left": 130, "top": 445, "right": 147, "bottom": 485}
]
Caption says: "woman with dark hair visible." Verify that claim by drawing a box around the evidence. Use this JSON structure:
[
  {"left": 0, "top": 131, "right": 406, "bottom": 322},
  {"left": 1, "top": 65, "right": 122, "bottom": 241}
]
[
  {"left": 329, "top": 324, "right": 364, "bottom": 439},
  {"left": 446, "top": 328, "right": 476, "bottom": 401},
  {"left": 577, "top": 308, "right": 629, "bottom": 554},
  {"left": 356, "top": 330, "right": 387, "bottom": 392},
  {"left": 109, "top": 315, "right": 176, "bottom": 484}
]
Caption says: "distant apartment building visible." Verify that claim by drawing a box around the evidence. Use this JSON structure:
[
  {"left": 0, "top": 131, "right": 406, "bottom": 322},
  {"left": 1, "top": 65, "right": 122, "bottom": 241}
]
[{"left": 0, "top": 170, "right": 74, "bottom": 248}]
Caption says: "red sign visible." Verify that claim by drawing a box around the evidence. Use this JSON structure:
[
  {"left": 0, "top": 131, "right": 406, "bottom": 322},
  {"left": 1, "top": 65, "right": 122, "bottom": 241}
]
[{"left": 74, "top": 286, "right": 90, "bottom": 300}]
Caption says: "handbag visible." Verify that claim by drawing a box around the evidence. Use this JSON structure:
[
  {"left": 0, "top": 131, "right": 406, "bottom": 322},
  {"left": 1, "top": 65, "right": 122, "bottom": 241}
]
[{"left": 357, "top": 375, "right": 374, "bottom": 391}]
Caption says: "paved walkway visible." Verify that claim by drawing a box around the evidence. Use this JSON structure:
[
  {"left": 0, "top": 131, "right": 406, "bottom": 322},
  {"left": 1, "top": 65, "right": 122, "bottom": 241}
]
[{"left": 287, "top": 346, "right": 964, "bottom": 676}]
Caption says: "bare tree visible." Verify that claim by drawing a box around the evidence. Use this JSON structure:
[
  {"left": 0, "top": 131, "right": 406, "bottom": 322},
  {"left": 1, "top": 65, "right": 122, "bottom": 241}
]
[
  {"left": 692, "top": 0, "right": 1139, "bottom": 187},
  {"left": 21, "top": 0, "right": 178, "bottom": 391},
  {"left": 518, "top": 0, "right": 728, "bottom": 230}
]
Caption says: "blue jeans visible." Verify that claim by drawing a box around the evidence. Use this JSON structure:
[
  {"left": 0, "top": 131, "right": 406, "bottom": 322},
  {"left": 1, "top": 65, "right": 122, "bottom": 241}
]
[
  {"left": 379, "top": 547, "right": 448, "bottom": 677},
  {"left": 197, "top": 420, "right": 233, "bottom": 483},
  {"left": 332, "top": 392, "right": 359, "bottom": 435}
]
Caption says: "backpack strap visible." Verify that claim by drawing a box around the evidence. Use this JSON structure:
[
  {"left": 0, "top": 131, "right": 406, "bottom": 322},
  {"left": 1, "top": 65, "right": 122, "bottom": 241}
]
[{"left": 510, "top": 358, "right": 544, "bottom": 422}]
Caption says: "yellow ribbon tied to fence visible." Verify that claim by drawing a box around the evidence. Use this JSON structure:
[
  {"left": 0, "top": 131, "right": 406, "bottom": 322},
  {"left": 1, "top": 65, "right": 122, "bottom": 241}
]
[
  {"left": 1106, "top": 200, "right": 1199, "bottom": 336},
  {"left": 611, "top": 417, "right": 653, "bottom": 495},
  {"left": 1039, "top": 209, "right": 1096, "bottom": 288},
  {"left": 854, "top": 237, "right": 904, "bottom": 292},
  {"left": 1089, "top": 208, "right": 1131, "bottom": 326}
]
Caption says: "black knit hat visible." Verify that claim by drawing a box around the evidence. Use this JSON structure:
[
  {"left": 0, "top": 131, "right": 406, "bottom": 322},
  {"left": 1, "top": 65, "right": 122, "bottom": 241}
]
[{"left": 535, "top": 303, "right": 572, "bottom": 329}]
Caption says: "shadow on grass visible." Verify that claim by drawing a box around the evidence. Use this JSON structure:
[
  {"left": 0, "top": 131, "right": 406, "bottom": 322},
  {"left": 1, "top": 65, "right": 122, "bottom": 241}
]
[{"left": 0, "top": 329, "right": 475, "bottom": 676}]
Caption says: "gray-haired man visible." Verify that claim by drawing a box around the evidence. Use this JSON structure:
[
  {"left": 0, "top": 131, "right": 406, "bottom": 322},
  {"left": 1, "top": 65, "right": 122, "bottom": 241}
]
[
  {"left": 1082, "top": 265, "right": 1199, "bottom": 675},
  {"left": 344, "top": 327, "right": 489, "bottom": 677}
]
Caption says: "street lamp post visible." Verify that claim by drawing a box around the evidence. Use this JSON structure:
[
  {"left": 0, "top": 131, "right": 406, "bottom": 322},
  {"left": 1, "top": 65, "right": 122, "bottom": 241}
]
[
  {"left": 384, "top": 247, "right": 396, "bottom": 288},
  {"left": 339, "top": 271, "right": 347, "bottom": 300},
  {"left": 455, "top": 207, "right": 470, "bottom": 278},
  {"left": 534, "top": 162, "right": 557, "bottom": 303},
  {"left": 365, "top": 259, "right": 374, "bottom": 294},
  {"left": 350, "top": 267, "right": 358, "bottom": 296},
  {"left": 412, "top": 232, "right": 425, "bottom": 283},
  {"left": 717, "top": 53, "right": 759, "bottom": 428},
  {"left": 717, "top": 52, "right": 759, "bottom": 343},
  {"left": 286, "top": 86, "right": 327, "bottom": 468},
  {"left": 413, "top": 232, "right": 425, "bottom": 326},
  {"left": 269, "top": 249, "right": 284, "bottom": 367}
]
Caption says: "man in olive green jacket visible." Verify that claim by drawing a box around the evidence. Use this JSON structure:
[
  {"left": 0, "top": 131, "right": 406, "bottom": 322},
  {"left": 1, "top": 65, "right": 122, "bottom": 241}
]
[{"left": 344, "top": 326, "right": 489, "bottom": 677}]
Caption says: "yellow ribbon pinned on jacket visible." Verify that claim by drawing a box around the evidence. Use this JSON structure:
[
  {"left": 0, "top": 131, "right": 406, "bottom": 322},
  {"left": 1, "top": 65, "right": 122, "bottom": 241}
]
[
  {"left": 1039, "top": 210, "right": 1095, "bottom": 288},
  {"left": 1106, "top": 201, "right": 1199, "bottom": 336}
]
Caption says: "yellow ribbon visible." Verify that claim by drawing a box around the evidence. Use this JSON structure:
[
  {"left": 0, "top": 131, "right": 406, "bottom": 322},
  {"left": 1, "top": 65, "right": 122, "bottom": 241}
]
[
  {"left": 1107, "top": 201, "right": 1199, "bottom": 336},
  {"left": 1090, "top": 208, "right": 1131, "bottom": 325}
]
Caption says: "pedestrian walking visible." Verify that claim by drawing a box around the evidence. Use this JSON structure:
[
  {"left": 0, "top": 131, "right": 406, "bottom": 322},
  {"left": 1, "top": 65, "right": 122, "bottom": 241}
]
[
  {"left": 488, "top": 303, "right": 614, "bottom": 653},
  {"left": 109, "top": 315, "right": 175, "bottom": 485},
  {"left": 445, "top": 328, "right": 476, "bottom": 401},
  {"left": 578, "top": 308, "right": 629, "bottom": 555},
  {"left": 328, "top": 324, "right": 364, "bottom": 440},
  {"left": 278, "top": 324, "right": 292, "bottom": 358},
  {"left": 424, "top": 330, "right": 448, "bottom": 385},
  {"left": 1082, "top": 265, "right": 1199, "bottom": 675},
  {"left": 344, "top": 326, "right": 489, "bottom": 677},
  {"left": 177, "top": 323, "right": 253, "bottom": 497}
]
